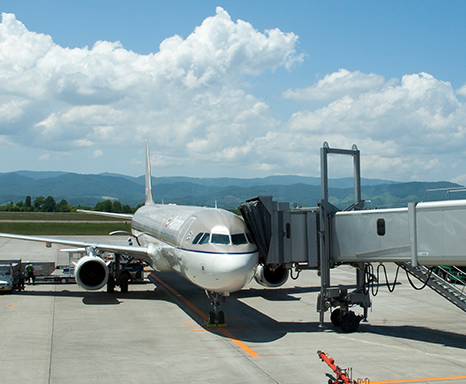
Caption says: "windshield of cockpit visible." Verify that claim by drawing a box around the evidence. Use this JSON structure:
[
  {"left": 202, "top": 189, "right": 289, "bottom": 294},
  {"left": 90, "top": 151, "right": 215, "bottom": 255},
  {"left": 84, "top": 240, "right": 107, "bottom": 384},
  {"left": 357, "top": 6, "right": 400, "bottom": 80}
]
[{"left": 192, "top": 232, "right": 253, "bottom": 246}]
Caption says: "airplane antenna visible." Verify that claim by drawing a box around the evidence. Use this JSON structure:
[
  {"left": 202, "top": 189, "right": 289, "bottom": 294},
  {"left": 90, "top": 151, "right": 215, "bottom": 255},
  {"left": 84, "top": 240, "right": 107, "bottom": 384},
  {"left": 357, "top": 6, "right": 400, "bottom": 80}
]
[
  {"left": 215, "top": 201, "right": 218, "bottom": 209},
  {"left": 145, "top": 140, "right": 155, "bottom": 205}
]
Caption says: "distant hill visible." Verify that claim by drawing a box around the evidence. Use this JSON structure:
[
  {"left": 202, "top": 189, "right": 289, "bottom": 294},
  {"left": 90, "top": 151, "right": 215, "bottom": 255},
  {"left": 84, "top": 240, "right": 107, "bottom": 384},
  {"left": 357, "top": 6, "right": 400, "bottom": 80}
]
[{"left": 0, "top": 171, "right": 462, "bottom": 209}]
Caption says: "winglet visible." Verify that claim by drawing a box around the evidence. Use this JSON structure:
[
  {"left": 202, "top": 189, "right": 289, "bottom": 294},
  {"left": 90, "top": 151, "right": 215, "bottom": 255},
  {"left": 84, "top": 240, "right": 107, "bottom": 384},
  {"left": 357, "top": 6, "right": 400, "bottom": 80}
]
[{"left": 145, "top": 140, "right": 154, "bottom": 205}]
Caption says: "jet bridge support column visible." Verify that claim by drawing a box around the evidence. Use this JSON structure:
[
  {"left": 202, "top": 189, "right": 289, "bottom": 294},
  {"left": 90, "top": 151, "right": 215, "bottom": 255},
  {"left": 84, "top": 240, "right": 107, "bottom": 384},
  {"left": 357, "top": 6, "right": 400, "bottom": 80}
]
[{"left": 317, "top": 142, "right": 370, "bottom": 332}]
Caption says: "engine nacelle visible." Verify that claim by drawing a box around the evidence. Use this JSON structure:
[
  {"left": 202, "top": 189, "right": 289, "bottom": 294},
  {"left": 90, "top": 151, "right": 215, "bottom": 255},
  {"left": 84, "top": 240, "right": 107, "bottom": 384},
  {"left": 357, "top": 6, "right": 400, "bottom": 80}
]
[
  {"left": 75, "top": 255, "right": 109, "bottom": 290},
  {"left": 254, "top": 264, "right": 288, "bottom": 288}
]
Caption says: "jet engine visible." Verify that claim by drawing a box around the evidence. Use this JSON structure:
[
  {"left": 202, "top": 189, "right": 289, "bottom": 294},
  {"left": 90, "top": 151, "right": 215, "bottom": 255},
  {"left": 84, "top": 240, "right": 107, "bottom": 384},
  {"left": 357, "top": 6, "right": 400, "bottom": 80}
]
[
  {"left": 254, "top": 264, "right": 288, "bottom": 288},
  {"left": 74, "top": 255, "right": 109, "bottom": 290}
]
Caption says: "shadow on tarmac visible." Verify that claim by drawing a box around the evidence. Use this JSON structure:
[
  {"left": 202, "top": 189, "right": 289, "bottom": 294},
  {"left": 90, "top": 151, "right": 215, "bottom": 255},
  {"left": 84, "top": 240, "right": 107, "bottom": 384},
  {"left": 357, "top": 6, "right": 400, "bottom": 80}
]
[
  {"left": 360, "top": 323, "right": 466, "bottom": 350},
  {"left": 14, "top": 275, "right": 466, "bottom": 351}
]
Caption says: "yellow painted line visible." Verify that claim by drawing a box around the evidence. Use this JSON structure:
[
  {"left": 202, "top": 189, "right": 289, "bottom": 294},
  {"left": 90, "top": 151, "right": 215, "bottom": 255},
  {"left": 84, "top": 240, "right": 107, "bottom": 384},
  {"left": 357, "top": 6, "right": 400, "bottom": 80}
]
[
  {"left": 149, "top": 272, "right": 260, "bottom": 357},
  {"left": 371, "top": 376, "right": 466, "bottom": 383}
]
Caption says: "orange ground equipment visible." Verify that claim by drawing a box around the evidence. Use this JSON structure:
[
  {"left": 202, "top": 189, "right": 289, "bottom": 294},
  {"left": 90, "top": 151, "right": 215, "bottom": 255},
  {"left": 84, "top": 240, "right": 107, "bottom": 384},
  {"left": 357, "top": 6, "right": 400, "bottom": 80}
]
[{"left": 317, "top": 350, "right": 370, "bottom": 384}]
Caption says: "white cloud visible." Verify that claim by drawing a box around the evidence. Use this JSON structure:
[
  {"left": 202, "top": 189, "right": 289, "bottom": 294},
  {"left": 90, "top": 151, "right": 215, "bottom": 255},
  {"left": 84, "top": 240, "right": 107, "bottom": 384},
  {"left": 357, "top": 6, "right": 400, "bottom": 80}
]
[
  {"left": 93, "top": 149, "right": 103, "bottom": 158},
  {"left": 1, "top": 11, "right": 466, "bottom": 183},
  {"left": 283, "top": 69, "right": 386, "bottom": 101},
  {"left": 457, "top": 83, "right": 466, "bottom": 97},
  {"left": 266, "top": 71, "right": 466, "bottom": 180},
  {"left": 0, "top": 9, "right": 301, "bottom": 156}
]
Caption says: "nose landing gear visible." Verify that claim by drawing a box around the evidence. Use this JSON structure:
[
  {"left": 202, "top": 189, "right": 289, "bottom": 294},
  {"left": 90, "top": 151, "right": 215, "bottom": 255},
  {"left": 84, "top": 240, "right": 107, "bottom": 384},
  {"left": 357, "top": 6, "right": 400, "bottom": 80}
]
[{"left": 205, "top": 291, "right": 227, "bottom": 326}]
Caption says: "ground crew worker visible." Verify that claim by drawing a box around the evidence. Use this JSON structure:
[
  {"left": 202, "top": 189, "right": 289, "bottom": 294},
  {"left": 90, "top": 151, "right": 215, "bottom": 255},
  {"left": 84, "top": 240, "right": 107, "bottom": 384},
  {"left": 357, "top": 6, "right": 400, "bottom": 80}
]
[{"left": 25, "top": 263, "right": 35, "bottom": 285}]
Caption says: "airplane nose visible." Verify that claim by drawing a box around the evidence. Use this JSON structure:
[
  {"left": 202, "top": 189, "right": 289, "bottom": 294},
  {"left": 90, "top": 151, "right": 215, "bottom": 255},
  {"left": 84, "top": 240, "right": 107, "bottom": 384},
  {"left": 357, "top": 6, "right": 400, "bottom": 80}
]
[{"left": 213, "top": 252, "right": 258, "bottom": 292}]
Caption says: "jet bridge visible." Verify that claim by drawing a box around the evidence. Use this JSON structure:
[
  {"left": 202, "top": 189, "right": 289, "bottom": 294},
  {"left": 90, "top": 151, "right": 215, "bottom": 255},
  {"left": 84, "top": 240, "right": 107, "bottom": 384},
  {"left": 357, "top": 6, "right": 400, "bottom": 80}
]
[{"left": 239, "top": 142, "right": 466, "bottom": 332}]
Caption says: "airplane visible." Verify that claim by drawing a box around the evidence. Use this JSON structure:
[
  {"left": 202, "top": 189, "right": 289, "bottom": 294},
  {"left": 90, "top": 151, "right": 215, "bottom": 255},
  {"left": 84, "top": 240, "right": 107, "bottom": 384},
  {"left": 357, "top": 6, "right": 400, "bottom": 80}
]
[{"left": 0, "top": 142, "right": 289, "bottom": 324}]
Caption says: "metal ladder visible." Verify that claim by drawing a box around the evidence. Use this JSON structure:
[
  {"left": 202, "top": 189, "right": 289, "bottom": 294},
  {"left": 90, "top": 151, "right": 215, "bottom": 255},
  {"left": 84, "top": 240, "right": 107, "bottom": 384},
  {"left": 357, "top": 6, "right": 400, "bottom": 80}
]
[{"left": 397, "top": 262, "right": 466, "bottom": 312}]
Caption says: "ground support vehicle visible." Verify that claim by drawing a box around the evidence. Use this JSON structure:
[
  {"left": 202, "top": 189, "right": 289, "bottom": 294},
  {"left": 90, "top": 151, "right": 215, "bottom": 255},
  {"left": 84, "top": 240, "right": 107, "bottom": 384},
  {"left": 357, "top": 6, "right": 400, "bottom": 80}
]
[
  {"left": 432, "top": 266, "right": 466, "bottom": 283},
  {"left": 0, "top": 259, "right": 20, "bottom": 292},
  {"left": 35, "top": 265, "right": 76, "bottom": 284}
]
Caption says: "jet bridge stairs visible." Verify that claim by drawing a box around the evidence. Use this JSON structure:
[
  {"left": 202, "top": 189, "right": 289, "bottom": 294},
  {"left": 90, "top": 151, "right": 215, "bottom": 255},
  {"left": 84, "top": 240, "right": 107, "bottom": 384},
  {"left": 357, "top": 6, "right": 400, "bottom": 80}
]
[
  {"left": 398, "top": 263, "right": 466, "bottom": 313},
  {"left": 239, "top": 142, "right": 466, "bottom": 332}
]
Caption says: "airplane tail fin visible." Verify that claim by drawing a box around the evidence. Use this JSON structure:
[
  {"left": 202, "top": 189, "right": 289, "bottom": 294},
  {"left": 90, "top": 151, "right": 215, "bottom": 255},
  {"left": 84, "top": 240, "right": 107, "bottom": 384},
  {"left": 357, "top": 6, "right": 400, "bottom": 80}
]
[{"left": 145, "top": 140, "right": 155, "bottom": 205}]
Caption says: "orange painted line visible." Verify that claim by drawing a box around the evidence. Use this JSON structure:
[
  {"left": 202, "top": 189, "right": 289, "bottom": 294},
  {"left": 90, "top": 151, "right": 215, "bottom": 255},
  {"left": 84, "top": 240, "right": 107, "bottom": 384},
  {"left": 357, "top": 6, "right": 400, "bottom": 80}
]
[
  {"left": 219, "top": 328, "right": 260, "bottom": 357},
  {"left": 371, "top": 376, "right": 466, "bottom": 383},
  {"left": 149, "top": 272, "right": 260, "bottom": 357},
  {"left": 150, "top": 273, "right": 207, "bottom": 320},
  {"left": 5, "top": 304, "right": 15, "bottom": 307}
]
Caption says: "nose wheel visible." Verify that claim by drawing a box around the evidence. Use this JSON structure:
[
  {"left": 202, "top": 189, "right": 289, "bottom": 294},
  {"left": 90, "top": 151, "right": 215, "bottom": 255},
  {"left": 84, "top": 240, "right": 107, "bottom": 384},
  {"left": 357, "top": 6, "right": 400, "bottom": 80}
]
[{"left": 206, "top": 291, "right": 227, "bottom": 326}]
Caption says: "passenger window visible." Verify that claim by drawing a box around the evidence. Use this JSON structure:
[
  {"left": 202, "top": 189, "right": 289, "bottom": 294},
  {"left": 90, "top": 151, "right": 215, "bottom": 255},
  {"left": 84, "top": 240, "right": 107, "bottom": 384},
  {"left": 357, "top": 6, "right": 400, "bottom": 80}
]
[
  {"left": 231, "top": 233, "right": 248, "bottom": 245},
  {"left": 192, "top": 233, "right": 203, "bottom": 244},
  {"left": 211, "top": 234, "right": 230, "bottom": 245},
  {"left": 199, "top": 233, "right": 210, "bottom": 245}
]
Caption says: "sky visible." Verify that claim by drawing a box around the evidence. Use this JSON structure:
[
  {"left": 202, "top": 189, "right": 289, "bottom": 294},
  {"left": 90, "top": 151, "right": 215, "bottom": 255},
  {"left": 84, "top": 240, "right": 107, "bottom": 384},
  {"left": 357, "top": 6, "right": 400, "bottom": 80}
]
[{"left": 1, "top": 1, "right": 466, "bottom": 184}]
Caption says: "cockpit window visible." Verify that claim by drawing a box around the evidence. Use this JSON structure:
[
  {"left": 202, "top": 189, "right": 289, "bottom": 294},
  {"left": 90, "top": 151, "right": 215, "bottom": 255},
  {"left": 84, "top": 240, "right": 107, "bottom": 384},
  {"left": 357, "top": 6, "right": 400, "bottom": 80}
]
[
  {"left": 246, "top": 233, "right": 254, "bottom": 244},
  {"left": 231, "top": 233, "right": 248, "bottom": 245},
  {"left": 192, "top": 233, "right": 204, "bottom": 244},
  {"left": 199, "top": 233, "right": 210, "bottom": 245},
  {"left": 211, "top": 234, "right": 230, "bottom": 245}
]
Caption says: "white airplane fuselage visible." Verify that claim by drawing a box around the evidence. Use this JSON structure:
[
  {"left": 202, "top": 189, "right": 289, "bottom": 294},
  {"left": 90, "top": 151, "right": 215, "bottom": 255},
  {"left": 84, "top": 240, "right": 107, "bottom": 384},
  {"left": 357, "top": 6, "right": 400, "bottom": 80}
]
[{"left": 132, "top": 203, "right": 259, "bottom": 293}]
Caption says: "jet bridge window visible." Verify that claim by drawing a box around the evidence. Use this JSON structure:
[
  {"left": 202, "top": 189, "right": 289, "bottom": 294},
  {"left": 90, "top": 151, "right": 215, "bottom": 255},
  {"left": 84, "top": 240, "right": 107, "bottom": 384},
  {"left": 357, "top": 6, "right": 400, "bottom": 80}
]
[
  {"left": 211, "top": 234, "right": 230, "bottom": 245},
  {"left": 377, "top": 218, "right": 386, "bottom": 236},
  {"left": 231, "top": 233, "right": 248, "bottom": 245}
]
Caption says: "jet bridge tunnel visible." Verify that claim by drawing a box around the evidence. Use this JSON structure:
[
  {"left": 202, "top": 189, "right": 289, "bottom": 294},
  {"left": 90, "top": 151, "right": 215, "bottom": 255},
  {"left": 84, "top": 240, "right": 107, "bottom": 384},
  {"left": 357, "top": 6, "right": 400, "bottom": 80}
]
[{"left": 239, "top": 143, "right": 466, "bottom": 332}]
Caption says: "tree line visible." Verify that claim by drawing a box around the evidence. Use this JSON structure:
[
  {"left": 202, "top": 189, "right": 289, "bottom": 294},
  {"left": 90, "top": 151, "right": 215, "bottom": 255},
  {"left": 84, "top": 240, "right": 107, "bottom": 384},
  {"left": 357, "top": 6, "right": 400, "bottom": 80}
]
[{"left": 0, "top": 196, "right": 135, "bottom": 213}]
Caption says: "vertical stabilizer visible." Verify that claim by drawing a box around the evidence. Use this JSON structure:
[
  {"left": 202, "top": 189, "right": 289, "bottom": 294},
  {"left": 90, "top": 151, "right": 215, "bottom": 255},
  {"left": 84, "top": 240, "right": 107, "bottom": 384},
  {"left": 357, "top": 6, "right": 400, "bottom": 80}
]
[{"left": 145, "top": 140, "right": 154, "bottom": 205}]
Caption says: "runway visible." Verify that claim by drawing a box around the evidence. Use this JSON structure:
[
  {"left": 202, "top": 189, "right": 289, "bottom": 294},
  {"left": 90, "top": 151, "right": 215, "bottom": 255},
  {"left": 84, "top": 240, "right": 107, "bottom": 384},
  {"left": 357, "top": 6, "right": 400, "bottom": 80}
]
[{"left": 1, "top": 236, "right": 465, "bottom": 383}]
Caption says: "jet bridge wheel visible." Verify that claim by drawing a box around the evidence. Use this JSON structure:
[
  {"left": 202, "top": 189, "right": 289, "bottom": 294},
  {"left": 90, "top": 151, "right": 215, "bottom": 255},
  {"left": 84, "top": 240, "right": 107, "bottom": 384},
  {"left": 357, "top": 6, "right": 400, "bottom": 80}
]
[
  {"left": 330, "top": 308, "right": 341, "bottom": 327},
  {"left": 340, "top": 312, "right": 361, "bottom": 333}
]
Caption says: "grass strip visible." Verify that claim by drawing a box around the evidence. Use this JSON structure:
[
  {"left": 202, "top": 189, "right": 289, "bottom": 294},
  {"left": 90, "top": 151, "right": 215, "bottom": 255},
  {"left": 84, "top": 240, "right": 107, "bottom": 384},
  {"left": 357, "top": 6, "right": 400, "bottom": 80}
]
[
  {"left": 0, "top": 222, "right": 131, "bottom": 235},
  {"left": 0, "top": 212, "right": 124, "bottom": 221}
]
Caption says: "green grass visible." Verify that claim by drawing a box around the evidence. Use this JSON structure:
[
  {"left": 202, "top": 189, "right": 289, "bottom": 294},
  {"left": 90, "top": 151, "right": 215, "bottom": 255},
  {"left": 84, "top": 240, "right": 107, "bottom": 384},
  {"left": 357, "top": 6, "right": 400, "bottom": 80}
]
[
  {"left": 0, "top": 222, "right": 132, "bottom": 235},
  {"left": 0, "top": 211, "right": 121, "bottom": 221},
  {"left": 0, "top": 211, "right": 132, "bottom": 235}
]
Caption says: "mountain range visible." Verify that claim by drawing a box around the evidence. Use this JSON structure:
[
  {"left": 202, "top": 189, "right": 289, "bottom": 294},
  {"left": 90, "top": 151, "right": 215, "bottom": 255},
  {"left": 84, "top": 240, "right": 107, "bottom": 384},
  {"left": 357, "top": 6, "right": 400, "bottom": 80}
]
[{"left": 0, "top": 171, "right": 464, "bottom": 210}]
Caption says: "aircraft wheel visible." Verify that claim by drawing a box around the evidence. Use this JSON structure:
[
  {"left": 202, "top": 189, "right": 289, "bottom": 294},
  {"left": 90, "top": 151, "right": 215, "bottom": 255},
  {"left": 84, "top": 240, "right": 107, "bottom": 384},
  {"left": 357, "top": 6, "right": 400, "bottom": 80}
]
[
  {"left": 208, "top": 311, "right": 215, "bottom": 324},
  {"left": 218, "top": 311, "right": 225, "bottom": 324},
  {"left": 340, "top": 312, "right": 360, "bottom": 333},
  {"left": 120, "top": 275, "right": 129, "bottom": 293},
  {"left": 330, "top": 308, "right": 341, "bottom": 326},
  {"left": 107, "top": 277, "right": 115, "bottom": 293}
]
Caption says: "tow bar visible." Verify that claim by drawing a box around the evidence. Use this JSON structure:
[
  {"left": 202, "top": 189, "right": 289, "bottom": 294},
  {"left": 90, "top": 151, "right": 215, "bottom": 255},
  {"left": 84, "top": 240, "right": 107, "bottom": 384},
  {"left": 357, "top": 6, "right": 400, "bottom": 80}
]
[{"left": 317, "top": 350, "right": 370, "bottom": 384}]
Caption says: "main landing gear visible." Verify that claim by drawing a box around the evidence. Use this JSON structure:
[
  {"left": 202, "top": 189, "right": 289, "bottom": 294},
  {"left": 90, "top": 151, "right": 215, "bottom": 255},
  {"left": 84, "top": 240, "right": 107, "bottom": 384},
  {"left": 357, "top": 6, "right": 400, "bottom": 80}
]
[{"left": 206, "top": 291, "right": 227, "bottom": 326}]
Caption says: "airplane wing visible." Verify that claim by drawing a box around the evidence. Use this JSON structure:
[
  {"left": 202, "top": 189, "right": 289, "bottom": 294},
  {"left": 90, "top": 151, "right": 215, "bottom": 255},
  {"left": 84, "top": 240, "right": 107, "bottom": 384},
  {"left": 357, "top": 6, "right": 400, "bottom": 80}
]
[
  {"left": 0, "top": 233, "right": 150, "bottom": 262},
  {"left": 76, "top": 209, "right": 133, "bottom": 220}
]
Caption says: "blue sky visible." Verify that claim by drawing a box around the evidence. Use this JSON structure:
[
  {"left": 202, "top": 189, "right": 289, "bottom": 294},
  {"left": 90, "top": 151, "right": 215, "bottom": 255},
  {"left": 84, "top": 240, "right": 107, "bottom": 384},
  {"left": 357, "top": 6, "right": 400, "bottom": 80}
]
[{"left": 1, "top": 1, "right": 466, "bottom": 183}]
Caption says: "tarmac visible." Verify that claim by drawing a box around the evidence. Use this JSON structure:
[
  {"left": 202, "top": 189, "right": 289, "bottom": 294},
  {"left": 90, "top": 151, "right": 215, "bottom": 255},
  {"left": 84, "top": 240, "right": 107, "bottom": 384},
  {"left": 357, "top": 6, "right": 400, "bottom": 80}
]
[{"left": 1, "top": 236, "right": 466, "bottom": 384}]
